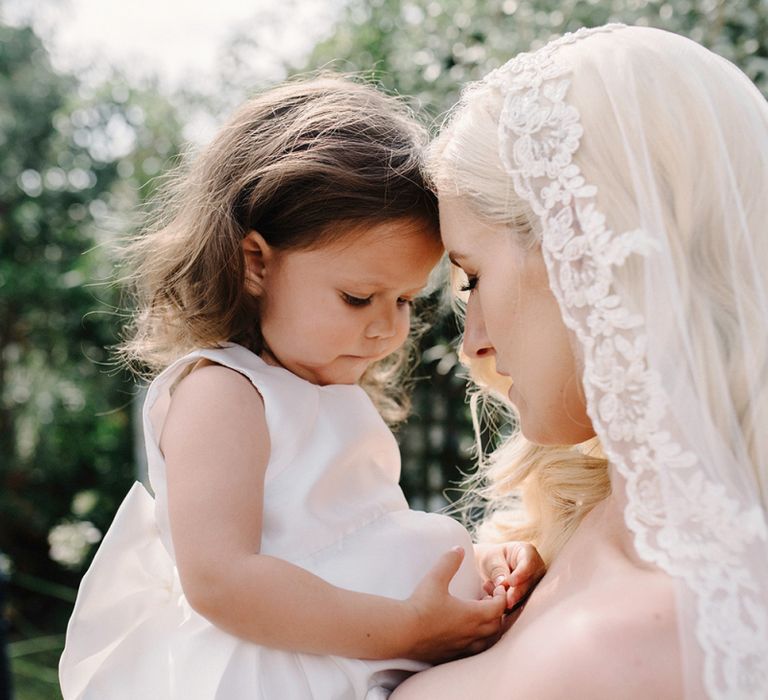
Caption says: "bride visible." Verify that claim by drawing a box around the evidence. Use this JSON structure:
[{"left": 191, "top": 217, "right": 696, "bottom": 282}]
[{"left": 395, "top": 24, "right": 768, "bottom": 699}]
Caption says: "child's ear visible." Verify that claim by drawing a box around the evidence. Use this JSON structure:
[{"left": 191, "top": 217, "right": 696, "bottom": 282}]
[{"left": 242, "top": 230, "right": 273, "bottom": 296}]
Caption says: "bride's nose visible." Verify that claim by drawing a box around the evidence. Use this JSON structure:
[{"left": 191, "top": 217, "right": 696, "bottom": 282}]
[{"left": 462, "top": 296, "right": 494, "bottom": 358}]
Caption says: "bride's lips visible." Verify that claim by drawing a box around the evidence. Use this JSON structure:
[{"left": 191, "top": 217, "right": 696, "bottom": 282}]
[{"left": 496, "top": 366, "right": 518, "bottom": 400}]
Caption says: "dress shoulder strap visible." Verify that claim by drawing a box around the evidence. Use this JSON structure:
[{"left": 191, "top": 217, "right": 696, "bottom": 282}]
[{"left": 143, "top": 344, "right": 320, "bottom": 493}]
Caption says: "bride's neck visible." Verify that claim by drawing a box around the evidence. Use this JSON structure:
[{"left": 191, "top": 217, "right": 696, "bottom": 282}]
[{"left": 552, "top": 489, "right": 648, "bottom": 575}]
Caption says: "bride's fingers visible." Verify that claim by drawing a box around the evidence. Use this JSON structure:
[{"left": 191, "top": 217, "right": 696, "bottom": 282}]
[
  {"left": 506, "top": 585, "right": 526, "bottom": 609},
  {"left": 485, "top": 550, "right": 515, "bottom": 589},
  {"left": 509, "top": 543, "right": 546, "bottom": 584}
]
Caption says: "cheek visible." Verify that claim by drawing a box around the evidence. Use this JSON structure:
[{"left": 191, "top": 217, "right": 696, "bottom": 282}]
[
  {"left": 322, "top": 307, "right": 371, "bottom": 348},
  {"left": 480, "top": 279, "right": 522, "bottom": 361},
  {"left": 525, "top": 296, "right": 574, "bottom": 391},
  {"left": 522, "top": 304, "right": 594, "bottom": 443},
  {"left": 391, "top": 308, "right": 412, "bottom": 348}
]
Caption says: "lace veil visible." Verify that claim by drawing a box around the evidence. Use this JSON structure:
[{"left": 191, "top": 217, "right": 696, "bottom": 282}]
[{"left": 442, "top": 24, "right": 768, "bottom": 699}]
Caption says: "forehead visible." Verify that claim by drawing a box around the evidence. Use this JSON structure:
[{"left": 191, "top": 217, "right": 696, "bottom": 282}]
[
  {"left": 299, "top": 219, "right": 443, "bottom": 285},
  {"left": 438, "top": 197, "right": 503, "bottom": 256}
]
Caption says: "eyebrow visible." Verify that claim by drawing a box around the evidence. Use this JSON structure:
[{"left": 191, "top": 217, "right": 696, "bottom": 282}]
[
  {"left": 339, "top": 278, "right": 429, "bottom": 295},
  {"left": 447, "top": 251, "right": 467, "bottom": 266}
]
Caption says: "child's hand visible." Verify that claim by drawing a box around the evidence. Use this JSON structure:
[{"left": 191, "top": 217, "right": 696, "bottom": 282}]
[
  {"left": 474, "top": 541, "right": 546, "bottom": 612},
  {"left": 403, "top": 547, "right": 506, "bottom": 663}
]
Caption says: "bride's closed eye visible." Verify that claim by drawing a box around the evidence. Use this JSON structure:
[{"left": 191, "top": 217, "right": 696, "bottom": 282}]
[{"left": 459, "top": 275, "right": 478, "bottom": 292}]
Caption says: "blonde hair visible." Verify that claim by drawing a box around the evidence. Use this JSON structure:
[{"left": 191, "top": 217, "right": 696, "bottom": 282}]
[
  {"left": 118, "top": 75, "right": 440, "bottom": 423},
  {"left": 432, "top": 34, "right": 768, "bottom": 562},
  {"left": 430, "top": 78, "right": 609, "bottom": 565}
]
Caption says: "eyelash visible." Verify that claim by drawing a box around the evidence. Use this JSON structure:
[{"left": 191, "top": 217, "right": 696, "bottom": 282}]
[
  {"left": 342, "top": 293, "right": 372, "bottom": 307},
  {"left": 341, "top": 293, "right": 413, "bottom": 308},
  {"left": 459, "top": 275, "right": 478, "bottom": 292}
]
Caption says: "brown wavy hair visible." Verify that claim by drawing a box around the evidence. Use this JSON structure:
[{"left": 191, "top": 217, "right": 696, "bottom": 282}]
[{"left": 118, "top": 74, "right": 440, "bottom": 422}]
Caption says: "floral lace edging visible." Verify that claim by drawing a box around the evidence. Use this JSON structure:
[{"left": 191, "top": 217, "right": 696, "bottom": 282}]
[{"left": 488, "top": 23, "right": 768, "bottom": 699}]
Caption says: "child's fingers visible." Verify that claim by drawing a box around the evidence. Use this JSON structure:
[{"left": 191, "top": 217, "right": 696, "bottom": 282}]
[
  {"left": 464, "top": 639, "right": 488, "bottom": 656},
  {"left": 474, "top": 589, "right": 506, "bottom": 620},
  {"left": 434, "top": 635, "right": 496, "bottom": 664},
  {"left": 464, "top": 630, "right": 498, "bottom": 656},
  {"left": 455, "top": 591, "right": 504, "bottom": 628},
  {"left": 477, "top": 612, "right": 503, "bottom": 635},
  {"left": 451, "top": 628, "right": 503, "bottom": 661},
  {"left": 471, "top": 617, "right": 504, "bottom": 651}
]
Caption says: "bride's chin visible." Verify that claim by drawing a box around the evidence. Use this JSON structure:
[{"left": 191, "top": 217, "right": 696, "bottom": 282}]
[
  {"left": 507, "top": 384, "right": 527, "bottom": 416},
  {"left": 513, "top": 402, "right": 558, "bottom": 446},
  {"left": 508, "top": 389, "right": 542, "bottom": 442}
]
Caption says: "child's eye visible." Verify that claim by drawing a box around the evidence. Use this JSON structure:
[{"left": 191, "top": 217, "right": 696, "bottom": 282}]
[
  {"left": 397, "top": 297, "right": 414, "bottom": 307},
  {"left": 459, "top": 275, "right": 478, "bottom": 292},
  {"left": 341, "top": 292, "right": 372, "bottom": 307}
]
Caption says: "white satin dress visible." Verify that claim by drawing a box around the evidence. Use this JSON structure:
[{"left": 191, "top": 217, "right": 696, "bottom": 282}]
[{"left": 59, "top": 344, "right": 481, "bottom": 700}]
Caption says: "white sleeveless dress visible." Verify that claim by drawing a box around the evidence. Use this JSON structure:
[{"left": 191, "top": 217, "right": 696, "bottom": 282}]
[{"left": 59, "top": 344, "right": 481, "bottom": 700}]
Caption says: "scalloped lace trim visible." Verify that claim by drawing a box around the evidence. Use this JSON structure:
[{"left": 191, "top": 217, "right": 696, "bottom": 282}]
[{"left": 489, "top": 23, "right": 768, "bottom": 699}]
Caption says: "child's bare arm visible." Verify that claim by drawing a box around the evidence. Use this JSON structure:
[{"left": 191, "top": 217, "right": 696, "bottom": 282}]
[{"left": 162, "top": 365, "right": 504, "bottom": 661}]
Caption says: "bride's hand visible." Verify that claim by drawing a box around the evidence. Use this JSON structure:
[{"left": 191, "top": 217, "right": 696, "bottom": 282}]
[
  {"left": 402, "top": 547, "right": 506, "bottom": 663},
  {"left": 474, "top": 541, "right": 546, "bottom": 611}
]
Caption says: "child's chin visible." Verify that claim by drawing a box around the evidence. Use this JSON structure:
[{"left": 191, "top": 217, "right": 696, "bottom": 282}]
[
  {"left": 315, "top": 364, "right": 367, "bottom": 387},
  {"left": 336, "top": 356, "right": 377, "bottom": 382}
]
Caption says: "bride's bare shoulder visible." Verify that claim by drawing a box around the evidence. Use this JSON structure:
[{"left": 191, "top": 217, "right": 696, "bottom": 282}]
[
  {"left": 394, "top": 568, "right": 682, "bottom": 700},
  {"left": 516, "top": 575, "right": 681, "bottom": 698}
]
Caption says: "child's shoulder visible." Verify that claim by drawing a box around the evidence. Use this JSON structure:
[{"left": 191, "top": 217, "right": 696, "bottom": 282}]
[
  {"left": 173, "top": 358, "right": 263, "bottom": 402},
  {"left": 155, "top": 344, "right": 380, "bottom": 455},
  {"left": 165, "top": 344, "right": 302, "bottom": 391},
  {"left": 163, "top": 360, "right": 268, "bottom": 446},
  {"left": 156, "top": 345, "right": 275, "bottom": 399},
  {"left": 158, "top": 358, "right": 272, "bottom": 481}
]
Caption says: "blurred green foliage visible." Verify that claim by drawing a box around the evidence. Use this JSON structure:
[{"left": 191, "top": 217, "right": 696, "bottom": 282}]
[
  {"left": 0, "top": 20, "right": 185, "bottom": 698},
  {"left": 307, "top": 0, "right": 768, "bottom": 118},
  {"left": 2, "top": 1, "right": 766, "bottom": 697}
]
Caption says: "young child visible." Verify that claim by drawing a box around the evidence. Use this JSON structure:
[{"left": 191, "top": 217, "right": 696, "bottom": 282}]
[{"left": 59, "top": 76, "right": 544, "bottom": 700}]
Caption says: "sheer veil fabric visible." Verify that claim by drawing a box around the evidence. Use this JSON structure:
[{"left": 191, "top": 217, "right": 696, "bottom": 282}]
[{"left": 448, "top": 24, "right": 768, "bottom": 699}]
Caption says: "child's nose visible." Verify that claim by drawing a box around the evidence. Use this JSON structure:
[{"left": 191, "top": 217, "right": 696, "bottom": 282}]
[{"left": 365, "top": 306, "right": 400, "bottom": 340}]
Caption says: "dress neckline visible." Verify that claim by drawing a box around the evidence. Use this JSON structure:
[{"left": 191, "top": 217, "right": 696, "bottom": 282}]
[{"left": 217, "top": 343, "right": 367, "bottom": 394}]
